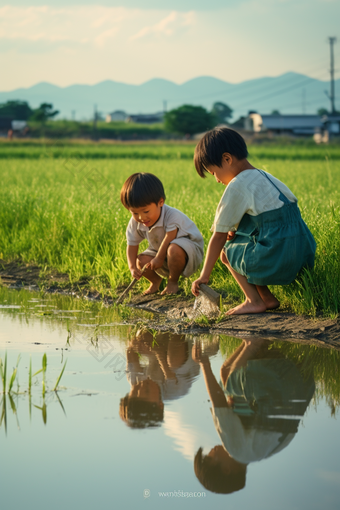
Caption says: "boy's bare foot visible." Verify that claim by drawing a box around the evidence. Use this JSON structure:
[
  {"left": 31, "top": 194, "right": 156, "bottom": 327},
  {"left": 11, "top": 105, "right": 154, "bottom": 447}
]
[
  {"left": 142, "top": 281, "right": 161, "bottom": 295},
  {"left": 160, "top": 281, "right": 179, "bottom": 295},
  {"left": 226, "top": 299, "right": 267, "bottom": 315}
]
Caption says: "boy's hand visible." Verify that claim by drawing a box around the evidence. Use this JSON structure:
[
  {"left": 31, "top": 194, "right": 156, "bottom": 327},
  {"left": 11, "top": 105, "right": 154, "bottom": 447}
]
[
  {"left": 191, "top": 276, "right": 209, "bottom": 297},
  {"left": 130, "top": 267, "right": 142, "bottom": 279},
  {"left": 149, "top": 256, "right": 164, "bottom": 271}
]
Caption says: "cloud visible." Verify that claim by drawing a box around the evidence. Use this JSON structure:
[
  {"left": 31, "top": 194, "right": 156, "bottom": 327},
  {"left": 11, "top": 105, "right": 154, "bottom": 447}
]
[
  {"left": 0, "top": 0, "right": 339, "bottom": 91},
  {"left": 0, "top": 6, "right": 195, "bottom": 50},
  {"left": 131, "top": 11, "right": 195, "bottom": 41}
]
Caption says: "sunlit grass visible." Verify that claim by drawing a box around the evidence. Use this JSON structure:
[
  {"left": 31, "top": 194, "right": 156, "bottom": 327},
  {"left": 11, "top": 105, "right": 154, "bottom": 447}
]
[{"left": 0, "top": 144, "right": 339, "bottom": 317}]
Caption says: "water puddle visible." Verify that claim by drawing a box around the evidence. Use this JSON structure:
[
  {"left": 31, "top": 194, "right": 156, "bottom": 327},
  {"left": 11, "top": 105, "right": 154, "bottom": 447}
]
[{"left": 0, "top": 287, "right": 339, "bottom": 510}]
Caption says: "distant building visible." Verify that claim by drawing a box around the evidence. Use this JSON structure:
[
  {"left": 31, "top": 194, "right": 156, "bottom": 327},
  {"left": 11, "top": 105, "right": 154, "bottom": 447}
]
[
  {"left": 321, "top": 114, "right": 340, "bottom": 136},
  {"left": 106, "top": 110, "right": 128, "bottom": 122},
  {"left": 245, "top": 113, "right": 323, "bottom": 136},
  {"left": 12, "top": 120, "right": 27, "bottom": 131},
  {"left": 125, "top": 112, "right": 164, "bottom": 124},
  {"left": 0, "top": 118, "right": 27, "bottom": 135}
]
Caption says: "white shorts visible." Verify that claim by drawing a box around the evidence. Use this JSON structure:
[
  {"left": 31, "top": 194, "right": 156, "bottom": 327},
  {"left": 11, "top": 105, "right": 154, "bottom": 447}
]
[{"left": 140, "top": 238, "right": 203, "bottom": 279}]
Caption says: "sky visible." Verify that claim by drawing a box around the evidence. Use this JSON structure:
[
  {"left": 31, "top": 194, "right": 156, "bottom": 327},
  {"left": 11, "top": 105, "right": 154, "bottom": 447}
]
[{"left": 0, "top": 0, "right": 339, "bottom": 91}]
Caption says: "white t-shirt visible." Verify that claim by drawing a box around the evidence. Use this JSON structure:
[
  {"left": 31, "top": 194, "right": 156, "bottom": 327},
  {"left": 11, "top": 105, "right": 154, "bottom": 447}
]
[
  {"left": 212, "top": 169, "right": 297, "bottom": 233},
  {"left": 126, "top": 203, "right": 204, "bottom": 253},
  {"left": 126, "top": 354, "right": 200, "bottom": 401}
]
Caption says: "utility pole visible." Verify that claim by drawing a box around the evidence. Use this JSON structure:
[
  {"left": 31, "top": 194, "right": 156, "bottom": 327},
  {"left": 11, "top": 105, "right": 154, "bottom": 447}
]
[
  {"left": 163, "top": 100, "right": 167, "bottom": 113},
  {"left": 93, "top": 104, "right": 97, "bottom": 139},
  {"left": 328, "top": 37, "right": 337, "bottom": 114},
  {"left": 302, "top": 89, "right": 306, "bottom": 114}
]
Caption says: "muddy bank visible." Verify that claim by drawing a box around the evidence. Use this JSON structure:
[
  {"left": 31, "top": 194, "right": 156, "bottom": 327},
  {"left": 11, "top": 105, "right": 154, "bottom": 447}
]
[
  {"left": 1, "top": 259, "right": 339, "bottom": 349},
  {"left": 129, "top": 293, "right": 340, "bottom": 350}
]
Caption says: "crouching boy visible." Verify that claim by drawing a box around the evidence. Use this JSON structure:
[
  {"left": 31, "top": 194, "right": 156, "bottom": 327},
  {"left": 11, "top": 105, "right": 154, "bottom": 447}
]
[{"left": 120, "top": 173, "right": 204, "bottom": 295}]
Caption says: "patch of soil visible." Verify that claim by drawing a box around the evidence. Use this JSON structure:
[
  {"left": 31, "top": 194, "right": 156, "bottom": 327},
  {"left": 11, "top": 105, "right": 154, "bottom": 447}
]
[
  {"left": 128, "top": 294, "right": 340, "bottom": 350},
  {"left": 1, "top": 260, "right": 339, "bottom": 349},
  {"left": 0, "top": 259, "right": 69, "bottom": 290}
]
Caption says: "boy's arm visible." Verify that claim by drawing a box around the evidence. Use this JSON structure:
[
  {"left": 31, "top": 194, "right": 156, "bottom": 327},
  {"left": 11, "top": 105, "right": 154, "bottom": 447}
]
[
  {"left": 192, "top": 231, "right": 228, "bottom": 296},
  {"left": 192, "top": 343, "right": 227, "bottom": 408},
  {"left": 127, "top": 244, "right": 142, "bottom": 279},
  {"left": 149, "top": 228, "right": 178, "bottom": 271}
]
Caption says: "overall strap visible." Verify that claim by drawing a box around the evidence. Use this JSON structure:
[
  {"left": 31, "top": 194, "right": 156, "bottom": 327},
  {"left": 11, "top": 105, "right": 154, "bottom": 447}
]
[{"left": 257, "top": 169, "right": 290, "bottom": 204}]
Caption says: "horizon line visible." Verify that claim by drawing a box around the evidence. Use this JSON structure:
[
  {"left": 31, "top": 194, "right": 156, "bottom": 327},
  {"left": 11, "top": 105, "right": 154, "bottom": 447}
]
[{"left": 0, "top": 71, "right": 332, "bottom": 94}]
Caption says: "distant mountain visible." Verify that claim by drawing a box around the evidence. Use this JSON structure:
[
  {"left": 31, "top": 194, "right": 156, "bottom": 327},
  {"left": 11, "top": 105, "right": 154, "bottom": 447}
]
[{"left": 0, "top": 73, "right": 338, "bottom": 121}]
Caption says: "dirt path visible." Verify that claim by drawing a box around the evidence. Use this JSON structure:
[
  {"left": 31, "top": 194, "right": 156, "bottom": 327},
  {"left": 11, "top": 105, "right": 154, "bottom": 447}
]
[{"left": 1, "top": 260, "right": 339, "bottom": 349}]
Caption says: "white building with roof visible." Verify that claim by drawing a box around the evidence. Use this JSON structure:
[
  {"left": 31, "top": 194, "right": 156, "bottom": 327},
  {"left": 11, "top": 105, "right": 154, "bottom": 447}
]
[{"left": 245, "top": 113, "right": 323, "bottom": 136}]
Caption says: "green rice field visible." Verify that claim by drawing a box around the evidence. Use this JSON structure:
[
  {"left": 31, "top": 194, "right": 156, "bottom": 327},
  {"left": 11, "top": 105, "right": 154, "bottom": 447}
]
[{"left": 0, "top": 140, "right": 339, "bottom": 317}]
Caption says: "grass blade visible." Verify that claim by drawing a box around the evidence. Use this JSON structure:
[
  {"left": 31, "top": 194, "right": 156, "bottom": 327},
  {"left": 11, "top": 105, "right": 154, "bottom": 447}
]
[
  {"left": 1, "top": 353, "right": 8, "bottom": 394},
  {"left": 42, "top": 353, "right": 47, "bottom": 373},
  {"left": 0, "top": 358, "right": 3, "bottom": 393},
  {"left": 28, "top": 356, "right": 32, "bottom": 394},
  {"left": 8, "top": 355, "right": 21, "bottom": 394},
  {"left": 42, "top": 354, "right": 47, "bottom": 397},
  {"left": 0, "top": 395, "right": 7, "bottom": 435},
  {"left": 8, "top": 369, "right": 17, "bottom": 394},
  {"left": 42, "top": 402, "right": 47, "bottom": 425},
  {"left": 55, "top": 391, "right": 66, "bottom": 416},
  {"left": 53, "top": 360, "right": 67, "bottom": 392},
  {"left": 8, "top": 393, "right": 20, "bottom": 429}
]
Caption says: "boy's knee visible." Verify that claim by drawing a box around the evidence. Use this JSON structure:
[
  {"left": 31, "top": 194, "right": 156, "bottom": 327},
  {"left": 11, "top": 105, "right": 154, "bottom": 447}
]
[
  {"left": 220, "top": 250, "right": 229, "bottom": 266},
  {"left": 137, "top": 254, "right": 150, "bottom": 269},
  {"left": 167, "top": 243, "right": 186, "bottom": 262}
]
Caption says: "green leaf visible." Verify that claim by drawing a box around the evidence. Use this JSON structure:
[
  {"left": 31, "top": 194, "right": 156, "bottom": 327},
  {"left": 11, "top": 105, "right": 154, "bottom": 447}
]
[
  {"left": 53, "top": 360, "right": 67, "bottom": 391},
  {"left": 42, "top": 402, "right": 47, "bottom": 425},
  {"left": 1, "top": 353, "right": 8, "bottom": 394},
  {"left": 8, "top": 355, "right": 20, "bottom": 393},
  {"left": 42, "top": 353, "right": 47, "bottom": 373},
  {"left": 0, "top": 358, "right": 3, "bottom": 393},
  {"left": 8, "top": 393, "right": 17, "bottom": 414},
  {"left": 28, "top": 357, "right": 32, "bottom": 394},
  {"left": 8, "top": 368, "right": 17, "bottom": 393}
]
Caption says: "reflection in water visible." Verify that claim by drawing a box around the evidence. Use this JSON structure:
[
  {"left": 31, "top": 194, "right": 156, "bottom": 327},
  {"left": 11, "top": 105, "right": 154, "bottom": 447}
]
[
  {"left": 1, "top": 391, "right": 66, "bottom": 434},
  {"left": 192, "top": 338, "right": 315, "bottom": 494},
  {"left": 1, "top": 286, "right": 340, "bottom": 508},
  {"left": 0, "top": 349, "right": 67, "bottom": 434},
  {"left": 120, "top": 329, "right": 204, "bottom": 428}
]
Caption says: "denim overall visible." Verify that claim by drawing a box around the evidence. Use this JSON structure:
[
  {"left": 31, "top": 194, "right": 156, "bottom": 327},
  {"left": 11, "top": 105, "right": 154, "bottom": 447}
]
[{"left": 224, "top": 170, "right": 316, "bottom": 286}]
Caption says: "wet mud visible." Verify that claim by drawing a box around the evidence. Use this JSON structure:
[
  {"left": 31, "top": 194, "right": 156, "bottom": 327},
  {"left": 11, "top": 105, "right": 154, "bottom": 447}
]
[{"left": 1, "top": 259, "right": 339, "bottom": 349}]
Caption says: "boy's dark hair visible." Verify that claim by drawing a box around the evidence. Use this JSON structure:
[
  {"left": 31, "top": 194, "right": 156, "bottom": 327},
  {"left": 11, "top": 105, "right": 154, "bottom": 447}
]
[
  {"left": 194, "top": 448, "right": 246, "bottom": 494},
  {"left": 194, "top": 127, "right": 248, "bottom": 178},
  {"left": 120, "top": 173, "right": 166, "bottom": 209},
  {"left": 119, "top": 396, "right": 164, "bottom": 428}
]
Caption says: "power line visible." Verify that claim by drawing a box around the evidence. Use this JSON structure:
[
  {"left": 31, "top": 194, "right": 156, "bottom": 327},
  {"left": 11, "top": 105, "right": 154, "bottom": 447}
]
[
  {"left": 167, "top": 58, "right": 329, "bottom": 106},
  {"left": 231, "top": 71, "right": 329, "bottom": 112}
]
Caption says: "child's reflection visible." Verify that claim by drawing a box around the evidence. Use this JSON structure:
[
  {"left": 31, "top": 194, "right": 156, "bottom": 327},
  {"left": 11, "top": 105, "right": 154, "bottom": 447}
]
[
  {"left": 192, "top": 338, "right": 315, "bottom": 494},
  {"left": 119, "top": 330, "right": 200, "bottom": 428}
]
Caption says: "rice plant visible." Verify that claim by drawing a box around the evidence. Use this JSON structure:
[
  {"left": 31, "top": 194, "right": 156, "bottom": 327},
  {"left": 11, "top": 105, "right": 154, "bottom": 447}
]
[
  {"left": 0, "top": 143, "right": 339, "bottom": 316},
  {"left": 0, "top": 352, "right": 68, "bottom": 431},
  {"left": 1, "top": 352, "right": 67, "bottom": 396},
  {"left": 8, "top": 355, "right": 20, "bottom": 394},
  {"left": 53, "top": 360, "right": 67, "bottom": 392}
]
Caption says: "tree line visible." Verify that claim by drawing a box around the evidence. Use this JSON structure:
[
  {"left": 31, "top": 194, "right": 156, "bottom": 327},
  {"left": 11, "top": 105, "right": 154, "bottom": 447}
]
[{"left": 0, "top": 100, "right": 59, "bottom": 124}]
